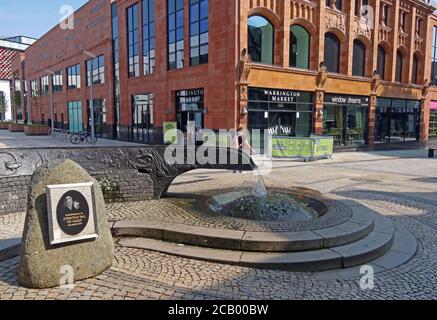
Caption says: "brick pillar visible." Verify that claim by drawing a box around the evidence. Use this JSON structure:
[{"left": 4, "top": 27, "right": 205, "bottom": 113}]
[
  {"left": 368, "top": 94, "right": 377, "bottom": 148},
  {"left": 11, "top": 75, "right": 17, "bottom": 122},
  {"left": 314, "top": 90, "right": 325, "bottom": 135},
  {"left": 420, "top": 97, "right": 430, "bottom": 142},
  {"left": 390, "top": 0, "right": 401, "bottom": 82}
]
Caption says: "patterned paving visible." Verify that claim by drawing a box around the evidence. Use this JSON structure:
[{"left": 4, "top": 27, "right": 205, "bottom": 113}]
[{"left": 1, "top": 151, "right": 436, "bottom": 299}]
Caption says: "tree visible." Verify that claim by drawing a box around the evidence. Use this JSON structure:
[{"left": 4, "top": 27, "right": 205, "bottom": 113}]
[{"left": 0, "top": 92, "right": 9, "bottom": 120}]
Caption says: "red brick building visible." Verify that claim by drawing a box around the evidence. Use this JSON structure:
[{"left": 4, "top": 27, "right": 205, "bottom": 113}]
[
  {"left": 1, "top": 37, "right": 35, "bottom": 120},
  {"left": 11, "top": 0, "right": 436, "bottom": 149}
]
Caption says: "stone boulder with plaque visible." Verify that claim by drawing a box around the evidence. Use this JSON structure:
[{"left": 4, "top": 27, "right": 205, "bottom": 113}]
[{"left": 18, "top": 159, "right": 114, "bottom": 289}]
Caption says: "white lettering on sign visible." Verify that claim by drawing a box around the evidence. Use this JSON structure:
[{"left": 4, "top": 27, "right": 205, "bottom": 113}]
[{"left": 265, "top": 89, "right": 301, "bottom": 103}]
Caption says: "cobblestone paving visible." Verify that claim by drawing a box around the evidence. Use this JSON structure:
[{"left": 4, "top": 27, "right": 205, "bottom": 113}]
[{"left": 0, "top": 153, "right": 436, "bottom": 299}]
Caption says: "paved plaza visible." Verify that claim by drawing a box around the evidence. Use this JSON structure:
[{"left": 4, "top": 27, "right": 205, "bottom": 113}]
[
  {"left": 0, "top": 146, "right": 436, "bottom": 300},
  {"left": 0, "top": 131, "right": 141, "bottom": 149}
]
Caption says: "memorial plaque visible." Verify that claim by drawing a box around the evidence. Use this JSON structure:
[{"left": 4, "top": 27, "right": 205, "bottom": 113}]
[{"left": 46, "top": 182, "right": 98, "bottom": 245}]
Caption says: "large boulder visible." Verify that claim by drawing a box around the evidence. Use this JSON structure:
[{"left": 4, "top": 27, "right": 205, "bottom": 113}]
[{"left": 18, "top": 159, "right": 114, "bottom": 289}]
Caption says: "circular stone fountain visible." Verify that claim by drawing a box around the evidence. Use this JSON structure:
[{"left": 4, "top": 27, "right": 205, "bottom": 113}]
[
  {"left": 113, "top": 175, "right": 417, "bottom": 274},
  {"left": 209, "top": 189, "right": 324, "bottom": 222}
]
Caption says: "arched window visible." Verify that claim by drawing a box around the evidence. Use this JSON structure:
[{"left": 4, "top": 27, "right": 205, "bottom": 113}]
[
  {"left": 412, "top": 54, "right": 419, "bottom": 84},
  {"left": 396, "top": 50, "right": 404, "bottom": 83},
  {"left": 352, "top": 40, "right": 366, "bottom": 76},
  {"left": 326, "top": 0, "right": 342, "bottom": 11},
  {"left": 377, "top": 46, "right": 386, "bottom": 80},
  {"left": 248, "top": 15, "right": 274, "bottom": 65},
  {"left": 290, "top": 25, "right": 310, "bottom": 69},
  {"left": 324, "top": 33, "right": 340, "bottom": 73}
]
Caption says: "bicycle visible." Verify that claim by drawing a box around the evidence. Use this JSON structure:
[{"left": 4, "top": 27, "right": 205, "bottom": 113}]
[{"left": 70, "top": 131, "right": 98, "bottom": 145}]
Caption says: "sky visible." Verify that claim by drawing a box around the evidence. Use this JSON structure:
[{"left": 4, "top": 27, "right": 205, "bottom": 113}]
[
  {"left": 0, "top": 0, "right": 88, "bottom": 39},
  {"left": 0, "top": 0, "right": 437, "bottom": 40}
]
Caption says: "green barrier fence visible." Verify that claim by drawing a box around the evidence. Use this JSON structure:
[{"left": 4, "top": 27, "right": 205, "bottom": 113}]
[{"left": 271, "top": 135, "right": 334, "bottom": 161}]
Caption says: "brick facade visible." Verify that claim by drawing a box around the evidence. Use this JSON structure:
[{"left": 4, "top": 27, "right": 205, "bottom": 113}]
[{"left": 10, "top": 0, "right": 436, "bottom": 148}]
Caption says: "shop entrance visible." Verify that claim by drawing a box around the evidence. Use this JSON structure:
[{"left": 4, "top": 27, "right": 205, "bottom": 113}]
[
  {"left": 132, "top": 94, "right": 154, "bottom": 143},
  {"left": 176, "top": 89, "right": 205, "bottom": 132},
  {"left": 323, "top": 94, "right": 369, "bottom": 147},
  {"left": 375, "top": 98, "right": 420, "bottom": 144},
  {"left": 248, "top": 87, "right": 314, "bottom": 152}
]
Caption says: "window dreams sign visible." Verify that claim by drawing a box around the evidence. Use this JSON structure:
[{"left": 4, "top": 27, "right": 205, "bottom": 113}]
[
  {"left": 46, "top": 182, "right": 98, "bottom": 245},
  {"left": 324, "top": 94, "right": 369, "bottom": 106}
]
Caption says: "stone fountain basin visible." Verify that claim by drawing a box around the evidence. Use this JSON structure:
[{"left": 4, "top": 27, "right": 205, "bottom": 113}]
[{"left": 208, "top": 188, "right": 329, "bottom": 223}]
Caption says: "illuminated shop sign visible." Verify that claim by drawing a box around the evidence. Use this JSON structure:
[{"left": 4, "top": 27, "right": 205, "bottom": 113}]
[{"left": 324, "top": 94, "right": 369, "bottom": 106}]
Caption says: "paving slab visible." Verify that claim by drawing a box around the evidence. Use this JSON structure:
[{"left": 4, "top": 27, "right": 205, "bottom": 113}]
[
  {"left": 118, "top": 238, "right": 243, "bottom": 265},
  {"left": 313, "top": 220, "right": 374, "bottom": 248},
  {"left": 241, "top": 231, "right": 323, "bottom": 252},
  {"left": 0, "top": 238, "right": 21, "bottom": 262},
  {"left": 331, "top": 230, "right": 394, "bottom": 268},
  {"left": 240, "top": 249, "right": 343, "bottom": 272}
]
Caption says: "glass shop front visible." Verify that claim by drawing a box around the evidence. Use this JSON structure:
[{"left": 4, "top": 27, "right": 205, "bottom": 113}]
[
  {"left": 375, "top": 98, "right": 420, "bottom": 144},
  {"left": 323, "top": 94, "right": 369, "bottom": 147},
  {"left": 176, "top": 88, "right": 205, "bottom": 132},
  {"left": 429, "top": 101, "right": 437, "bottom": 139},
  {"left": 248, "top": 87, "right": 314, "bottom": 140}
]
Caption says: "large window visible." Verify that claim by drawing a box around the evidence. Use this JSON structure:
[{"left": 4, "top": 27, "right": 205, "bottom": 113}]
[
  {"left": 52, "top": 70, "right": 63, "bottom": 93},
  {"left": 323, "top": 94, "right": 368, "bottom": 147},
  {"left": 67, "top": 64, "right": 81, "bottom": 90},
  {"left": 290, "top": 25, "right": 310, "bottom": 69},
  {"left": 168, "top": 0, "right": 185, "bottom": 70},
  {"left": 326, "top": 0, "right": 342, "bottom": 11},
  {"left": 324, "top": 33, "right": 340, "bottom": 73},
  {"left": 377, "top": 46, "right": 386, "bottom": 80},
  {"left": 431, "top": 27, "right": 437, "bottom": 85},
  {"left": 112, "top": 2, "right": 121, "bottom": 135},
  {"left": 396, "top": 50, "right": 404, "bottom": 83},
  {"left": 68, "top": 101, "right": 83, "bottom": 133},
  {"left": 40, "top": 76, "right": 49, "bottom": 96},
  {"left": 430, "top": 108, "right": 437, "bottom": 138},
  {"left": 142, "top": 0, "right": 155, "bottom": 75},
  {"left": 30, "top": 80, "right": 38, "bottom": 97},
  {"left": 248, "top": 15, "right": 274, "bottom": 65},
  {"left": 87, "top": 98, "right": 107, "bottom": 136},
  {"left": 190, "top": 0, "right": 209, "bottom": 66},
  {"left": 132, "top": 94, "right": 154, "bottom": 142},
  {"left": 86, "top": 55, "right": 105, "bottom": 86},
  {"left": 127, "top": 4, "right": 139, "bottom": 78},
  {"left": 412, "top": 54, "right": 419, "bottom": 85},
  {"left": 375, "top": 98, "right": 420, "bottom": 143},
  {"left": 352, "top": 40, "right": 366, "bottom": 77}
]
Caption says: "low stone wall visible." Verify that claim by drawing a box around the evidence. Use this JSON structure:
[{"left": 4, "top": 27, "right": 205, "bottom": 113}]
[
  {"left": 0, "top": 175, "right": 31, "bottom": 215},
  {"left": 24, "top": 125, "right": 50, "bottom": 136},
  {"left": 0, "top": 170, "right": 155, "bottom": 215}
]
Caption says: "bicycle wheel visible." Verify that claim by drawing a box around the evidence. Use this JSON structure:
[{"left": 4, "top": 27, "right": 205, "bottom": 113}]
[
  {"left": 70, "top": 134, "right": 82, "bottom": 145},
  {"left": 86, "top": 134, "right": 97, "bottom": 144}
]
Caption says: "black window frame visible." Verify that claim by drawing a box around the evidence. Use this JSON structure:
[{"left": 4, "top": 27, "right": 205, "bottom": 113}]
[
  {"left": 40, "top": 76, "right": 49, "bottom": 96},
  {"left": 324, "top": 33, "right": 340, "bottom": 73},
  {"left": 352, "top": 39, "right": 366, "bottom": 77},
  {"left": 127, "top": 3, "right": 140, "bottom": 78},
  {"left": 168, "top": 0, "right": 185, "bottom": 70},
  {"left": 86, "top": 55, "right": 105, "bottom": 86},
  {"left": 67, "top": 64, "right": 81, "bottom": 90},
  {"left": 142, "top": 0, "right": 155, "bottom": 75},
  {"left": 189, "top": 0, "right": 209, "bottom": 66},
  {"left": 52, "top": 70, "right": 63, "bottom": 93}
]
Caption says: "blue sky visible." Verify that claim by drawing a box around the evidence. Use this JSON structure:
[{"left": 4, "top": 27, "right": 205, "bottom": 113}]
[
  {"left": 0, "top": 0, "right": 436, "bottom": 39},
  {"left": 0, "top": 0, "right": 88, "bottom": 39}
]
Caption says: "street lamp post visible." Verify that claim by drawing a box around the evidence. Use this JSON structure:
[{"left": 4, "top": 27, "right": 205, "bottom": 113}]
[
  {"left": 45, "top": 70, "right": 55, "bottom": 135},
  {"left": 83, "top": 51, "right": 96, "bottom": 144}
]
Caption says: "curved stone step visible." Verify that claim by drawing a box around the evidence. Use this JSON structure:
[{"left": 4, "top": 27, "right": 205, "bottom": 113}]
[
  {"left": 118, "top": 216, "right": 394, "bottom": 272},
  {"left": 112, "top": 206, "right": 375, "bottom": 252}
]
